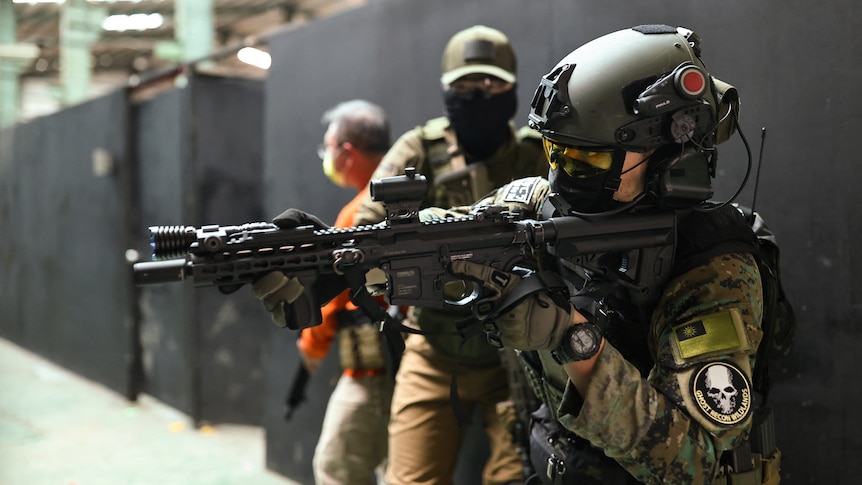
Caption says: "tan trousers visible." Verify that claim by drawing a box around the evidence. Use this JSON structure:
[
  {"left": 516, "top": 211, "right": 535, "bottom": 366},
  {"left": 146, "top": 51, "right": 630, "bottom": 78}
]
[
  {"left": 314, "top": 373, "right": 393, "bottom": 485},
  {"left": 385, "top": 334, "right": 523, "bottom": 485}
]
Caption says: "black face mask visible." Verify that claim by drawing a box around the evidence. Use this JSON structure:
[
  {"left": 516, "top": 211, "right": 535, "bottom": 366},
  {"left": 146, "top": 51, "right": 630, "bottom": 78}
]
[{"left": 443, "top": 87, "right": 517, "bottom": 160}]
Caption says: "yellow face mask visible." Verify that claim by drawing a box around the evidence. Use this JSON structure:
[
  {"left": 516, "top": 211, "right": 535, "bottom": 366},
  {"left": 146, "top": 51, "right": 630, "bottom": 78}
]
[{"left": 321, "top": 149, "right": 346, "bottom": 186}]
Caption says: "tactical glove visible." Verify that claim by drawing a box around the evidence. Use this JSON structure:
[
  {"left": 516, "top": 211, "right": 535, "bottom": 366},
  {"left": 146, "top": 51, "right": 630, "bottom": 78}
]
[
  {"left": 272, "top": 208, "right": 329, "bottom": 230},
  {"left": 253, "top": 272, "right": 308, "bottom": 328},
  {"left": 251, "top": 208, "right": 348, "bottom": 329},
  {"left": 450, "top": 260, "right": 573, "bottom": 351}
]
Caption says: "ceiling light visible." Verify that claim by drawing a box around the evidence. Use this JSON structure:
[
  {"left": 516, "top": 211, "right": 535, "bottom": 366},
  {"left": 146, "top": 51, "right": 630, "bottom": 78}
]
[
  {"left": 102, "top": 13, "right": 164, "bottom": 32},
  {"left": 236, "top": 47, "right": 271, "bottom": 70}
]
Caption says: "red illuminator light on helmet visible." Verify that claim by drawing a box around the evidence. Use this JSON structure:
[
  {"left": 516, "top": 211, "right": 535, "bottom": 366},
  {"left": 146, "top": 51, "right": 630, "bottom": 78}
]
[
  {"left": 633, "top": 63, "right": 709, "bottom": 116},
  {"left": 675, "top": 65, "right": 707, "bottom": 98}
]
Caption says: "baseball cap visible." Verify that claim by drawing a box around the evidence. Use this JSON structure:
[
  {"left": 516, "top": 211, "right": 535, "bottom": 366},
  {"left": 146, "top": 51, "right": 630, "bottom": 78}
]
[{"left": 440, "top": 25, "right": 516, "bottom": 86}]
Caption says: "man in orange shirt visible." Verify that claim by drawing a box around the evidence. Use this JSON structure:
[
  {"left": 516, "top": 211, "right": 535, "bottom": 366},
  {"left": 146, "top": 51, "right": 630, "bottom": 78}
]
[{"left": 298, "top": 99, "right": 393, "bottom": 485}]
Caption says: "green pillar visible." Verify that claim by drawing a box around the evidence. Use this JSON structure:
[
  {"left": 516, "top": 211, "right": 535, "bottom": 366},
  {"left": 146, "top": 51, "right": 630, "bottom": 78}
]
[
  {"left": 0, "top": 0, "right": 39, "bottom": 129},
  {"left": 175, "top": 0, "right": 214, "bottom": 63},
  {"left": 154, "top": 0, "right": 214, "bottom": 67},
  {"left": 59, "top": 0, "right": 106, "bottom": 107}
]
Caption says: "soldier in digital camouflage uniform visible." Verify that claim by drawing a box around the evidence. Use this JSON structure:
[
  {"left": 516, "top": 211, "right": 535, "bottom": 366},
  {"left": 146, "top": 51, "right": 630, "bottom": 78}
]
[
  {"left": 423, "top": 25, "right": 781, "bottom": 485},
  {"left": 352, "top": 25, "right": 547, "bottom": 485}
]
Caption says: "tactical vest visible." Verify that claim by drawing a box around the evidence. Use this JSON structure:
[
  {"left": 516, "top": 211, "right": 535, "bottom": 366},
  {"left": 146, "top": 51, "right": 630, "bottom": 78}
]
[
  {"left": 336, "top": 309, "right": 387, "bottom": 371},
  {"left": 411, "top": 117, "right": 547, "bottom": 366},
  {"left": 415, "top": 117, "right": 545, "bottom": 209}
]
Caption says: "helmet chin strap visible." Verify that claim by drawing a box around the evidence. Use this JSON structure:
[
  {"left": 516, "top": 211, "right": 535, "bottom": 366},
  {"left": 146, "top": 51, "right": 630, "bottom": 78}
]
[{"left": 550, "top": 191, "right": 647, "bottom": 219}]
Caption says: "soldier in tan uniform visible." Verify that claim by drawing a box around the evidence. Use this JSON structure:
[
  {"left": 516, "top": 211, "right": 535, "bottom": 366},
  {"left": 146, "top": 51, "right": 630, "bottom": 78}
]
[
  {"left": 422, "top": 25, "right": 781, "bottom": 485},
  {"left": 352, "top": 26, "right": 547, "bottom": 485}
]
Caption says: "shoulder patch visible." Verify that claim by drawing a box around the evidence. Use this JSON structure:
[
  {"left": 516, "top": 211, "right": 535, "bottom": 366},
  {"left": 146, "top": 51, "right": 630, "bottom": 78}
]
[
  {"left": 420, "top": 116, "right": 449, "bottom": 141},
  {"left": 500, "top": 176, "right": 542, "bottom": 204},
  {"left": 670, "top": 309, "right": 752, "bottom": 365},
  {"left": 690, "top": 361, "right": 753, "bottom": 426}
]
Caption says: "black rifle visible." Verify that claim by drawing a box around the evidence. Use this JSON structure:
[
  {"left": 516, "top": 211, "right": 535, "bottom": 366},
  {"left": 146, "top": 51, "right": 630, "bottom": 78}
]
[
  {"left": 283, "top": 360, "right": 309, "bottom": 421},
  {"left": 133, "top": 169, "right": 676, "bottom": 332}
]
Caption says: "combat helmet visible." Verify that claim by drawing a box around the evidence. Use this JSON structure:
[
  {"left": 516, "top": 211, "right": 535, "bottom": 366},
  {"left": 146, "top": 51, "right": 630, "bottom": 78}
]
[{"left": 528, "top": 24, "right": 740, "bottom": 211}]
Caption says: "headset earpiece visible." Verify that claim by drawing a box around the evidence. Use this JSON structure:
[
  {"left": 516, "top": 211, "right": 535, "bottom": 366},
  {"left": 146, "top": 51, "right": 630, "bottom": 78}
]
[{"left": 650, "top": 146, "right": 713, "bottom": 208}]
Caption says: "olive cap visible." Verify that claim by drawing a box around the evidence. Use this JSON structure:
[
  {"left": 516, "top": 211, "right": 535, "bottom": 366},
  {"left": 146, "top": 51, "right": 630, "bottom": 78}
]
[{"left": 441, "top": 25, "right": 516, "bottom": 85}]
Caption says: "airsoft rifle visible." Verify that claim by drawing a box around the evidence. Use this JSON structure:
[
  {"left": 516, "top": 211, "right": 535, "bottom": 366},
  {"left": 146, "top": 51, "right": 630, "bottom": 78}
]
[{"left": 133, "top": 168, "right": 676, "bottom": 331}]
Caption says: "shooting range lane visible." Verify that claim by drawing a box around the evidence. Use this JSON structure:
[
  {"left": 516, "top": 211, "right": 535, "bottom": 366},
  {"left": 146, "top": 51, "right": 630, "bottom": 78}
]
[{"left": 0, "top": 337, "right": 300, "bottom": 485}]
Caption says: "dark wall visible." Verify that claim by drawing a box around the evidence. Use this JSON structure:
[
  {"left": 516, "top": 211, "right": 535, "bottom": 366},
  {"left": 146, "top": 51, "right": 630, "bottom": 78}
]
[
  {"left": 191, "top": 75, "right": 270, "bottom": 424},
  {"left": 135, "top": 85, "right": 195, "bottom": 414},
  {"left": 0, "top": 90, "right": 136, "bottom": 397},
  {"left": 261, "top": 0, "right": 861, "bottom": 483},
  {"left": 133, "top": 73, "right": 269, "bottom": 424},
  {"left": 0, "top": 72, "right": 269, "bottom": 425}
]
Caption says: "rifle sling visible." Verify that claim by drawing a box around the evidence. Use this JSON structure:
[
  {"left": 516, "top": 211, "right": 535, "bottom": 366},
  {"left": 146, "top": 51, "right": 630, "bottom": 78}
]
[{"left": 491, "top": 271, "right": 571, "bottom": 319}]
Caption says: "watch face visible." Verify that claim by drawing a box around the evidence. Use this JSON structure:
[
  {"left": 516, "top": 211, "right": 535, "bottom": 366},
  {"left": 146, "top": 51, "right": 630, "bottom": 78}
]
[{"left": 570, "top": 324, "right": 599, "bottom": 357}]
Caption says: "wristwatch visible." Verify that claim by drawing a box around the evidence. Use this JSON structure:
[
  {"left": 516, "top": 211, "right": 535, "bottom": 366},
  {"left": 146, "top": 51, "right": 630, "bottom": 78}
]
[{"left": 551, "top": 321, "right": 603, "bottom": 364}]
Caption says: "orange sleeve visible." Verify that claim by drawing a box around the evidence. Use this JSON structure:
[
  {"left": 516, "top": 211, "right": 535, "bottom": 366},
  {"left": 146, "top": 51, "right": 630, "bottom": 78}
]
[
  {"left": 297, "top": 191, "right": 368, "bottom": 359},
  {"left": 298, "top": 289, "right": 351, "bottom": 359}
]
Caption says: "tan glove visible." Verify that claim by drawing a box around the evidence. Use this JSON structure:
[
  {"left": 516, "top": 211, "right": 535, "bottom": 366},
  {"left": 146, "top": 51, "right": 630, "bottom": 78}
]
[
  {"left": 449, "top": 260, "right": 573, "bottom": 351},
  {"left": 252, "top": 271, "right": 306, "bottom": 328}
]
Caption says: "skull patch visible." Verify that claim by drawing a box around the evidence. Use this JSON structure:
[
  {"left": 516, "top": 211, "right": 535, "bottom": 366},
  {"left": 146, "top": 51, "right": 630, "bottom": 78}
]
[{"left": 691, "top": 361, "right": 752, "bottom": 426}]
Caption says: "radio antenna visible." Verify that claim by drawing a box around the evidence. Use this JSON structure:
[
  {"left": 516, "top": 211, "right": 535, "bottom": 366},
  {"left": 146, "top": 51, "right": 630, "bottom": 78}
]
[{"left": 750, "top": 127, "right": 767, "bottom": 216}]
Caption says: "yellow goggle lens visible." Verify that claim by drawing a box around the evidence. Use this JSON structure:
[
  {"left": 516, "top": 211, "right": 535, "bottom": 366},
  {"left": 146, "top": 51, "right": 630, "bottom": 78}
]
[{"left": 542, "top": 139, "right": 614, "bottom": 178}]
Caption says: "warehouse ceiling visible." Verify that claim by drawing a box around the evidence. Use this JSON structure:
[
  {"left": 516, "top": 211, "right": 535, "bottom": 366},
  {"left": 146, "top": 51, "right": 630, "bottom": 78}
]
[{"left": 11, "top": 0, "right": 368, "bottom": 81}]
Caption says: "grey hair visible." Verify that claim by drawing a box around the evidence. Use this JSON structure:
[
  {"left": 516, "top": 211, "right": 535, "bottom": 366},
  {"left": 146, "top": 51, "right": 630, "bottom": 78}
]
[{"left": 321, "top": 99, "right": 391, "bottom": 154}]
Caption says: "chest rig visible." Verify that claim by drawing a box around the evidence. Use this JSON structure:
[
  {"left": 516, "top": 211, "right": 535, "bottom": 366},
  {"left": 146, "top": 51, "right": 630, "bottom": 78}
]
[
  {"left": 417, "top": 117, "right": 541, "bottom": 209},
  {"left": 417, "top": 117, "right": 491, "bottom": 208}
]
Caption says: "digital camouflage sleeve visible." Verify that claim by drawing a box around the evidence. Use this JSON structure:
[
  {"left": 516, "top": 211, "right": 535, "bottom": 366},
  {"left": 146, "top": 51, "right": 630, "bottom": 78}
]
[{"left": 556, "top": 252, "right": 763, "bottom": 484}]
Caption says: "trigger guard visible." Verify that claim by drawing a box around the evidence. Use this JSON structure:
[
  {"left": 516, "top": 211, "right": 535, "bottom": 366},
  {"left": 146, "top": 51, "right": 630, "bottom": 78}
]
[{"left": 443, "top": 281, "right": 483, "bottom": 307}]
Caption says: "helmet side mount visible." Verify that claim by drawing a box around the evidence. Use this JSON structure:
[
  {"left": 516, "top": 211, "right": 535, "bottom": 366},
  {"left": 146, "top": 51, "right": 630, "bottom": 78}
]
[
  {"left": 528, "top": 63, "right": 575, "bottom": 132},
  {"left": 617, "top": 102, "right": 715, "bottom": 150}
]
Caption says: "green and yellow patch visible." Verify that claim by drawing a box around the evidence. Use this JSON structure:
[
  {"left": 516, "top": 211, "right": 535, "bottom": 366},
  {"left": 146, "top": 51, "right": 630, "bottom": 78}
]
[{"left": 670, "top": 309, "right": 751, "bottom": 365}]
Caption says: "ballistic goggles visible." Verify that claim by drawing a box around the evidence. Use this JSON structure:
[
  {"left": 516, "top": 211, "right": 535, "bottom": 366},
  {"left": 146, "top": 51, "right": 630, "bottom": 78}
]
[{"left": 542, "top": 138, "right": 614, "bottom": 178}]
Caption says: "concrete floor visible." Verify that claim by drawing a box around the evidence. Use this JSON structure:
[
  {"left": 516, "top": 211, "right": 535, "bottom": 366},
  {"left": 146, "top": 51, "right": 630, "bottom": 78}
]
[{"left": 0, "top": 337, "right": 301, "bottom": 485}]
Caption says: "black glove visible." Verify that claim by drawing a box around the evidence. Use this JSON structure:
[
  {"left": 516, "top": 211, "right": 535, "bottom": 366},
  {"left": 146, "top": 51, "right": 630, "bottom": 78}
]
[
  {"left": 272, "top": 208, "right": 329, "bottom": 230},
  {"left": 450, "top": 260, "right": 574, "bottom": 351}
]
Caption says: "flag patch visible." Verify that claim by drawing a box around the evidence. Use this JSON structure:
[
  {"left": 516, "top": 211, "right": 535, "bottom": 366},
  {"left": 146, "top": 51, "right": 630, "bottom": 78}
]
[{"left": 670, "top": 309, "right": 749, "bottom": 363}]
